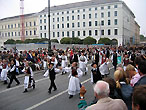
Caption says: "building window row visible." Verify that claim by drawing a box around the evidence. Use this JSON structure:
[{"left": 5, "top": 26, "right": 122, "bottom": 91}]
[
  {"left": 52, "top": 29, "right": 118, "bottom": 38},
  {"left": 50, "top": 5, "right": 118, "bottom": 16}
]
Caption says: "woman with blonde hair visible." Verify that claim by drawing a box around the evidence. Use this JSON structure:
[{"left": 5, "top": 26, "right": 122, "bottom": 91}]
[{"left": 114, "top": 70, "right": 133, "bottom": 110}]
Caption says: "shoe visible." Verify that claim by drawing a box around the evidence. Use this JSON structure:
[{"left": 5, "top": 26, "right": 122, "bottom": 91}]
[
  {"left": 23, "top": 89, "right": 28, "bottom": 93},
  {"left": 69, "top": 95, "right": 73, "bottom": 99},
  {"left": 54, "top": 88, "right": 57, "bottom": 91},
  {"left": 4, "top": 81, "right": 8, "bottom": 84},
  {"left": 32, "top": 84, "right": 35, "bottom": 89},
  {"left": 7, "top": 85, "right": 10, "bottom": 88},
  {"left": 16, "top": 83, "right": 20, "bottom": 86},
  {"left": 48, "top": 90, "right": 51, "bottom": 94}
]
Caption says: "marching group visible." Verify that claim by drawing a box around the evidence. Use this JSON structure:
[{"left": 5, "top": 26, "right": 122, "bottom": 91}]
[{"left": 0, "top": 46, "right": 146, "bottom": 110}]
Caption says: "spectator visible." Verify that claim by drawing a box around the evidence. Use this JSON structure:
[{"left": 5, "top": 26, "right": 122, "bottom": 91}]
[
  {"left": 132, "top": 85, "right": 146, "bottom": 110},
  {"left": 114, "top": 70, "right": 133, "bottom": 110},
  {"left": 78, "top": 81, "right": 127, "bottom": 110}
]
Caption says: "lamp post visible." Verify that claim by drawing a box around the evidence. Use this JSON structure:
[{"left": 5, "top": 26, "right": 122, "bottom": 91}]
[{"left": 48, "top": 0, "right": 52, "bottom": 56}]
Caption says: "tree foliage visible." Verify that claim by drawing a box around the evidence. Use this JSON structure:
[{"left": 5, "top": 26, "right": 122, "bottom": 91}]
[
  {"left": 51, "top": 39, "right": 59, "bottom": 43},
  {"left": 98, "top": 38, "right": 111, "bottom": 45},
  {"left": 83, "top": 37, "right": 97, "bottom": 44},
  {"left": 60, "top": 37, "right": 71, "bottom": 44},
  {"left": 4, "top": 39, "right": 16, "bottom": 44}
]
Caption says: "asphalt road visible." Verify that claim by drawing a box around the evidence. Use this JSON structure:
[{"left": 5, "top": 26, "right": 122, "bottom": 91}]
[{"left": 0, "top": 63, "right": 115, "bottom": 110}]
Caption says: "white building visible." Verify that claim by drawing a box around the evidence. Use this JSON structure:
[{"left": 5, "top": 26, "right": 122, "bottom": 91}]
[
  {"left": 0, "top": 0, "right": 140, "bottom": 46},
  {"left": 38, "top": 0, "right": 138, "bottom": 46}
]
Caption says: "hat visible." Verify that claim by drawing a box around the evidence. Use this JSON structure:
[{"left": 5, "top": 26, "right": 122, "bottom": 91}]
[{"left": 91, "top": 62, "right": 97, "bottom": 67}]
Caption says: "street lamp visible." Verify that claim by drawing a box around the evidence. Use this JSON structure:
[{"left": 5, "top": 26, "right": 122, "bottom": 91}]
[{"left": 48, "top": 0, "right": 52, "bottom": 56}]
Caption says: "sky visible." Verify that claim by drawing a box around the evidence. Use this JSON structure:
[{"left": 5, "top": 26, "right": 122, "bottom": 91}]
[{"left": 0, "top": 0, "right": 145, "bottom": 36}]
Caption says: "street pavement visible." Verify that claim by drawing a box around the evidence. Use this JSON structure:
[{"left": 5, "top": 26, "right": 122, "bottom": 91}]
[{"left": 0, "top": 63, "right": 115, "bottom": 110}]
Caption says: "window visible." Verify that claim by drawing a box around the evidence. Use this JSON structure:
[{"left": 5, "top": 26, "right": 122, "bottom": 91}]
[
  {"left": 62, "top": 17, "right": 64, "bottom": 21},
  {"left": 101, "top": 13, "right": 104, "bottom": 18},
  {"left": 57, "top": 17, "right": 59, "bottom": 22},
  {"left": 108, "top": 12, "right": 110, "bottom": 17},
  {"left": 83, "top": 31, "right": 86, "bottom": 36},
  {"left": 40, "top": 33, "right": 42, "bottom": 38},
  {"left": 72, "top": 23, "right": 75, "bottom": 28},
  {"left": 53, "top": 32, "right": 55, "bottom": 37},
  {"left": 78, "top": 22, "right": 80, "bottom": 27},
  {"left": 114, "top": 19, "right": 118, "bottom": 25},
  {"left": 114, "top": 11, "right": 118, "bottom": 16},
  {"left": 83, "top": 14, "right": 85, "bottom": 19},
  {"left": 89, "top": 14, "right": 91, "bottom": 19},
  {"left": 101, "top": 20, "right": 104, "bottom": 26},
  {"left": 57, "top": 24, "right": 59, "bottom": 29},
  {"left": 26, "top": 31, "right": 28, "bottom": 36},
  {"left": 95, "top": 7, "right": 97, "bottom": 10},
  {"left": 5, "top": 33, "right": 7, "bottom": 37},
  {"left": 44, "top": 33, "right": 46, "bottom": 38},
  {"left": 83, "top": 22, "right": 86, "bottom": 27},
  {"left": 11, "top": 32, "right": 13, "bottom": 36},
  {"left": 83, "top": 9, "right": 85, "bottom": 12},
  {"left": 44, "top": 19, "right": 46, "bottom": 23},
  {"left": 62, "top": 24, "right": 64, "bottom": 28},
  {"left": 18, "top": 32, "right": 20, "bottom": 36},
  {"left": 108, "top": 20, "right": 111, "bottom": 25},
  {"left": 40, "top": 15, "right": 42, "bottom": 17},
  {"left": 108, "top": 6, "right": 110, "bottom": 9},
  {"left": 8, "top": 32, "right": 10, "bottom": 37},
  {"left": 40, "top": 26, "right": 42, "bottom": 30},
  {"left": 95, "top": 30, "right": 98, "bottom": 36},
  {"left": 44, "top": 14, "right": 46, "bottom": 17},
  {"left": 77, "top": 10, "right": 80, "bottom": 13},
  {"left": 89, "top": 21, "right": 92, "bottom": 26},
  {"left": 78, "top": 31, "right": 80, "bottom": 36},
  {"left": 34, "top": 21, "right": 36, "bottom": 26},
  {"left": 62, "top": 32, "right": 64, "bottom": 37},
  {"left": 57, "top": 32, "right": 59, "bottom": 37},
  {"left": 67, "top": 16, "right": 69, "bottom": 21},
  {"left": 57, "top": 12, "right": 59, "bottom": 15},
  {"left": 114, "top": 29, "right": 118, "bottom": 35},
  {"left": 67, "top": 31, "right": 69, "bottom": 37},
  {"left": 18, "top": 24, "right": 20, "bottom": 27},
  {"left": 34, "top": 30, "right": 36, "bottom": 35},
  {"left": 30, "top": 31, "right": 32, "bottom": 35},
  {"left": 40, "top": 20, "right": 42, "bottom": 24},
  {"left": 114, "top": 5, "right": 118, "bottom": 8},
  {"left": 95, "top": 13, "right": 97, "bottom": 18},
  {"left": 8, "top": 25, "right": 10, "bottom": 29},
  {"left": 11, "top": 24, "right": 13, "bottom": 28},
  {"left": 30, "top": 22, "right": 31, "bottom": 26},
  {"left": 101, "top": 7, "right": 104, "bottom": 10},
  {"left": 53, "top": 25, "right": 55, "bottom": 29},
  {"left": 108, "top": 29, "right": 111, "bottom": 35},
  {"left": 89, "top": 30, "right": 92, "bottom": 36},
  {"left": 15, "top": 24, "right": 16, "bottom": 28},
  {"left": 101, "top": 30, "right": 104, "bottom": 35},
  {"left": 72, "top": 31, "right": 75, "bottom": 37},
  {"left": 72, "top": 10, "right": 74, "bottom": 13},
  {"left": 62, "top": 12, "right": 64, "bottom": 14},
  {"left": 53, "top": 13, "right": 55, "bottom": 16},
  {"left": 44, "top": 25, "right": 47, "bottom": 30},
  {"left": 67, "top": 11, "right": 69, "bottom": 14},
  {"left": 67, "top": 23, "right": 69, "bottom": 28},
  {"left": 72, "top": 16, "right": 74, "bottom": 20},
  {"left": 95, "top": 21, "right": 98, "bottom": 26},
  {"left": 77, "top": 15, "right": 80, "bottom": 20},
  {"left": 53, "top": 18, "right": 55, "bottom": 22},
  {"left": 89, "top": 8, "right": 91, "bottom": 11}
]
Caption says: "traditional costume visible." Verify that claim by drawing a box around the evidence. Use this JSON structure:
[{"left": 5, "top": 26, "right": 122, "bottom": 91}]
[{"left": 79, "top": 55, "right": 88, "bottom": 75}]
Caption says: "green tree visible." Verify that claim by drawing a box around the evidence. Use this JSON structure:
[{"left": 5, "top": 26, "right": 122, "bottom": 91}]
[
  {"left": 98, "top": 38, "right": 111, "bottom": 45},
  {"left": 83, "top": 37, "right": 97, "bottom": 44},
  {"left": 60, "top": 37, "right": 71, "bottom": 44},
  {"left": 72, "top": 37, "right": 83, "bottom": 44},
  {"left": 51, "top": 39, "right": 59, "bottom": 43},
  {"left": 4, "top": 39, "right": 16, "bottom": 44},
  {"left": 140, "top": 35, "right": 146, "bottom": 41},
  {"left": 15, "top": 40, "right": 24, "bottom": 44},
  {"left": 111, "top": 39, "right": 118, "bottom": 45}
]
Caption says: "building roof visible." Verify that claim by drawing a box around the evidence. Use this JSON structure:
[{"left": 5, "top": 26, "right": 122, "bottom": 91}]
[
  {"left": 40, "top": 0, "right": 121, "bottom": 13},
  {"left": 0, "top": 13, "right": 37, "bottom": 22}
]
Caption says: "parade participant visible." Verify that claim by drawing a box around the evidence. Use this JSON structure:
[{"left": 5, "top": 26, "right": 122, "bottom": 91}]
[
  {"left": 111, "top": 50, "right": 117, "bottom": 70},
  {"left": 68, "top": 62, "right": 83, "bottom": 99},
  {"left": 123, "top": 52, "right": 129, "bottom": 71},
  {"left": 79, "top": 51, "right": 88, "bottom": 75},
  {"left": 91, "top": 63, "right": 102, "bottom": 84},
  {"left": 7, "top": 59, "right": 20, "bottom": 88},
  {"left": 23, "top": 61, "right": 35, "bottom": 93},
  {"left": 44, "top": 63, "right": 62, "bottom": 94},
  {"left": 61, "top": 51, "right": 68, "bottom": 75},
  {"left": 1, "top": 60, "right": 8, "bottom": 84},
  {"left": 72, "top": 51, "right": 79, "bottom": 63}
]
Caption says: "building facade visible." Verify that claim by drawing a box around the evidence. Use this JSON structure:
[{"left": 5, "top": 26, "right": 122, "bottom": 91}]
[
  {"left": 0, "top": 0, "right": 140, "bottom": 46},
  {"left": 0, "top": 13, "right": 39, "bottom": 45}
]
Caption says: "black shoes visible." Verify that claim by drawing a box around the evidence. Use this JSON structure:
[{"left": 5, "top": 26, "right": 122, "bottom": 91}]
[
  {"left": 54, "top": 88, "right": 57, "bottom": 91},
  {"left": 23, "top": 89, "right": 28, "bottom": 93},
  {"left": 69, "top": 95, "right": 73, "bottom": 99},
  {"left": 7, "top": 85, "right": 10, "bottom": 88},
  {"left": 16, "top": 83, "right": 20, "bottom": 86},
  {"left": 48, "top": 90, "right": 51, "bottom": 94},
  {"left": 4, "top": 81, "right": 8, "bottom": 84}
]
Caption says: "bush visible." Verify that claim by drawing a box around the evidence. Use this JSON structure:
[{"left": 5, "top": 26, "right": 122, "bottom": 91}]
[
  {"left": 51, "top": 39, "right": 59, "bottom": 43},
  {"left": 72, "top": 37, "right": 83, "bottom": 44},
  {"left": 60, "top": 37, "right": 71, "bottom": 44},
  {"left": 4, "top": 39, "right": 16, "bottom": 44},
  {"left": 111, "top": 39, "right": 118, "bottom": 45},
  {"left": 15, "top": 40, "right": 24, "bottom": 44},
  {"left": 98, "top": 38, "right": 111, "bottom": 45},
  {"left": 83, "top": 37, "right": 97, "bottom": 44},
  {"left": 24, "top": 39, "right": 33, "bottom": 43}
]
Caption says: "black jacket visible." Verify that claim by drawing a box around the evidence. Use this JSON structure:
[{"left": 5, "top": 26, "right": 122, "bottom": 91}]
[{"left": 49, "top": 68, "right": 56, "bottom": 80}]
